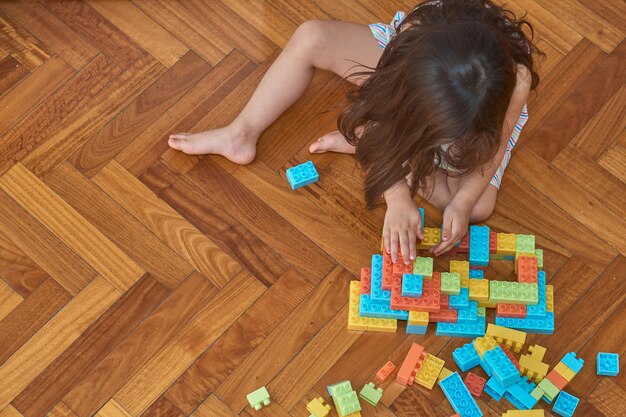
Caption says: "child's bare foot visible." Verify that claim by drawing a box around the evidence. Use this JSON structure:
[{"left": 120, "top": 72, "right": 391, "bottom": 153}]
[
  {"left": 168, "top": 124, "right": 257, "bottom": 165},
  {"left": 309, "top": 130, "right": 356, "bottom": 154}
]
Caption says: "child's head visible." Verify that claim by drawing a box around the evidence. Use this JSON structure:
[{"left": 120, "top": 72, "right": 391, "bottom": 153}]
[{"left": 339, "top": 0, "right": 543, "bottom": 207}]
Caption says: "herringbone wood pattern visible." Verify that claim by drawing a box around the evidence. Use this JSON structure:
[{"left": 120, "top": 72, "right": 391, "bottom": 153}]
[{"left": 0, "top": 1, "right": 624, "bottom": 416}]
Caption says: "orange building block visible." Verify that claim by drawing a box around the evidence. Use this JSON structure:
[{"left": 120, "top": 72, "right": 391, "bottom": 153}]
[
  {"left": 440, "top": 294, "right": 450, "bottom": 309},
  {"left": 383, "top": 251, "right": 414, "bottom": 290},
  {"left": 429, "top": 308, "right": 458, "bottom": 323},
  {"left": 376, "top": 361, "right": 396, "bottom": 383},
  {"left": 391, "top": 274, "right": 441, "bottom": 313},
  {"left": 517, "top": 256, "right": 538, "bottom": 283},
  {"left": 489, "top": 231, "right": 497, "bottom": 254},
  {"left": 458, "top": 232, "right": 469, "bottom": 253},
  {"left": 497, "top": 303, "right": 527, "bottom": 318},
  {"left": 546, "top": 368, "right": 569, "bottom": 390},
  {"left": 397, "top": 343, "right": 425, "bottom": 386},
  {"left": 501, "top": 345, "right": 521, "bottom": 370},
  {"left": 360, "top": 267, "right": 371, "bottom": 294}
]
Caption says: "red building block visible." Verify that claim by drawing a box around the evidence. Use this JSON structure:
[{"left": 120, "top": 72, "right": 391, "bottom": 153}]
[
  {"left": 517, "top": 256, "right": 539, "bottom": 283},
  {"left": 440, "top": 294, "right": 450, "bottom": 309},
  {"left": 546, "top": 368, "right": 569, "bottom": 390},
  {"left": 464, "top": 372, "right": 486, "bottom": 397},
  {"left": 458, "top": 233, "right": 469, "bottom": 253},
  {"left": 429, "top": 308, "right": 458, "bottom": 323},
  {"left": 500, "top": 345, "right": 520, "bottom": 371},
  {"left": 391, "top": 274, "right": 441, "bottom": 312},
  {"left": 360, "top": 267, "right": 371, "bottom": 294},
  {"left": 397, "top": 343, "right": 425, "bottom": 386},
  {"left": 382, "top": 251, "right": 394, "bottom": 290},
  {"left": 489, "top": 231, "right": 497, "bottom": 254},
  {"left": 376, "top": 360, "right": 396, "bottom": 383},
  {"left": 497, "top": 303, "right": 527, "bottom": 318}
]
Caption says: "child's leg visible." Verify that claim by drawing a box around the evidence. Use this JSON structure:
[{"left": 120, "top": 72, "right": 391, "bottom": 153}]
[{"left": 168, "top": 20, "right": 383, "bottom": 164}]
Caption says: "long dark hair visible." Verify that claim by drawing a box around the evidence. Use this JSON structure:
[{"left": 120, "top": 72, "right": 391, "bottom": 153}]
[{"left": 339, "top": 0, "right": 544, "bottom": 207}]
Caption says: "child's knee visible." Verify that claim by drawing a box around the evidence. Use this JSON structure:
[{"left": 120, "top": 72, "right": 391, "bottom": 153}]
[
  {"left": 470, "top": 197, "right": 495, "bottom": 223},
  {"left": 289, "top": 20, "right": 328, "bottom": 54}
]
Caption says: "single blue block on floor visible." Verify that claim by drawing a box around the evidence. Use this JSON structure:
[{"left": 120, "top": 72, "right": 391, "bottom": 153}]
[
  {"left": 401, "top": 273, "right": 423, "bottom": 297},
  {"left": 286, "top": 161, "right": 319, "bottom": 189},
  {"left": 469, "top": 269, "right": 484, "bottom": 279},
  {"left": 449, "top": 287, "right": 470, "bottom": 309},
  {"left": 469, "top": 225, "right": 490, "bottom": 267},
  {"left": 453, "top": 342, "right": 480, "bottom": 372},
  {"left": 370, "top": 254, "right": 390, "bottom": 302},
  {"left": 483, "top": 346, "right": 521, "bottom": 388},
  {"left": 596, "top": 352, "right": 619, "bottom": 376},
  {"left": 505, "top": 378, "right": 538, "bottom": 410},
  {"left": 406, "top": 323, "right": 428, "bottom": 334},
  {"left": 484, "top": 376, "right": 506, "bottom": 401},
  {"left": 553, "top": 391, "right": 580, "bottom": 417},
  {"left": 438, "top": 372, "right": 483, "bottom": 417},
  {"left": 561, "top": 352, "right": 585, "bottom": 374}
]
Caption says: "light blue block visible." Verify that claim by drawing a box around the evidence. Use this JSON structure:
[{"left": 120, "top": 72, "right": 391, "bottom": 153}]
[
  {"left": 469, "top": 269, "right": 484, "bottom": 279},
  {"left": 484, "top": 376, "right": 506, "bottom": 401},
  {"left": 436, "top": 315, "right": 486, "bottom": 338},
  {"left": 553, "top": 391, "right": 580, "bottom": 417},
  {"left": 505, "top": 378, "right": 538, "bottom": 410},
  {"left": 359, "top": 294, "right": 408, "bottom": 320},
  {"left": 561, "top": 352, "right": 584, "bottom": 374},
  {"left": 438, "top": 372, "right": 483, "bottom": 417},
  {"left": 469, "top": 225, "right": 490, "bottom": 267},
  {"left": 449, "top": 288, "right": 470, "bottom": 309},
  {"left": 597, "top": 352, "right": 619, "bottom": 376},
  {"left": 370, "top": 254, "right": 390, "bottom": 302},
  {"left": 406, "top": 323, "right": 428, "bottom": 334},
  {"left": 495, "top": 312, "right": 554, "bottom": 334},
  {"left": 286, "top": 161, "right": 318, "bottom": 189},
  {"left": 453, "top": 342, "right": 480, "bottom": 372},
  {"left": 457, "top": 301, "right": 479, "bottom": 324},
  {"left": 484, "top": 346, "right": 521, "bottom": 388},
  {"left": 401, "top": 273, "right": 423, "bottom": 297},
  {"left": 478, "top": 352, "right": 492, "bottom": 376},
  {"left": 419, "top": 207, "right": 425, "bottom": 231}
]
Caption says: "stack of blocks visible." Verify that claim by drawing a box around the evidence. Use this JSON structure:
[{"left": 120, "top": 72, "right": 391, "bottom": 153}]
[{"left": 327, "top": 381, "right": 362, "bottom": 417}]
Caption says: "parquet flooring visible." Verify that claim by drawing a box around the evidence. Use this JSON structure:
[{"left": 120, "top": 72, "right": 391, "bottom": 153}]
[{"left": 0, "top": 1, "right": 624, "bottom": 416}]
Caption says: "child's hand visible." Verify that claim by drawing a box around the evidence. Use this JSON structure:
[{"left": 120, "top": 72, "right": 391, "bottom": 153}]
[
  {"left": 432, "top": 199, "right": 471, "bottom": 256},
  {"left": 383, "top": 182, "right": 424, "bottom": 264}
]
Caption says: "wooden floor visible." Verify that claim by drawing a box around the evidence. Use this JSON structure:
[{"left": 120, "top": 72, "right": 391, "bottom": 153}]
[{"left": 0, "top": 1, "right": 624, "bottom": 416}]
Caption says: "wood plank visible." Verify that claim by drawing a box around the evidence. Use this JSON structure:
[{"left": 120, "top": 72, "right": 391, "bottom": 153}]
[
  {"left": 191, "top": 396, "right": 237, "bottom": 417},
  {"left": 312, "top": 0, "right": 378, "bottom": 23},
  {"left": 0, "top": 277, "right": 120, "bottom": 410},
  {"left": 21, "top": 54, "right": 165, "bottom": 177},
  {"left": 132, "top": 0, "right": 232, "bottom": 66},
  {"left": 86, "top": 0, "right": 188, "bottom": 67},
  {"left": 0, "top": 0, "right": 98, "bottom": 70},
  {"left": 63, "top": 273, "right": 217, "bottom": 417},
  {"left": 0, "top": 405, "right": 23, "bottom": 417},
  {"left": 0, "top": 279, "right": 22, "bottom": 322},
  {"left": 0, "top": 164, "right": 145, "bottom": 292},
  {"left": 597, "top": 131, "right": 626, "bottom": 184},
  {"left": 391, "top": 387, "right": 449, "bottom": 417},
  {"left": 269, "top": 0, "right": 330, "bottom": 23},
  {"left": 0, "top": 56, "right": 75, "bottom": 137},
  {"left": 357, "top": 0, "right": 413, "bottom": 20},
  {"left": 0, "top": 11, "right": 49, "bottom": 70},
  {"left": 0, "top": 55, "right": 28, "bottom": 98},
  {"left": 93, "top": 160, "right": 240, "bottom": 288},
  {"left": 0, "top": 278, "right": 70, "bottom": 365},
  {"left": 13, "top": 274, "right": 170, "bottom": 417},
  {"left": 69, "top": 51, "right": 211, "bottom": 177},
  {"left": 115, "top": 50, "right": 256, "bottom": 176},
  {"left": 215, "top": 266, "right": 351, "bottom": 412},
  {"left": 0, "top": 189, "right": 97, "bottom": 295},
  {"left": 0, "top": 231, "right": 47, "bottom": 297},
  {"left": 164, "top": 269, "right": 313, "bottom": 414},
  {"left": 43, "top": 0, "right": 144, "bottom": 68},
  {"left": 140, "top": 159, "right": 290, "bottom": 286},
  {"left": 240, "top": 402, "right": 291, "bottom": 417},
  {"left": 579, "top": 0, "right": 626, "bottom": 41},
  {"left": 46, "top": 403, "right": 79, "bottom": 417},
  {"left": 139, "top": 397, "right": 184, "bottom": 417},
  {"left": 94, "top": 400, "right": 132, "bottom": 417},
  {"left": 113, "top": 270, "right": 266, "bottom": 416},
  {"left": 588, "top": 378, "right": 626, "bottom": 417}
]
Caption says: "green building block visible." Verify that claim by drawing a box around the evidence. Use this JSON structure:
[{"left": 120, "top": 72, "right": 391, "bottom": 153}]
[
  {"left": 478, "top": 306, "right": 486, "bottom": 317},
  {"left": 359, "top": 382, "right": 383, "bottom": 406},
  {"left": 440, "top": 272, "right": 461, "bottom": 295},
  {"left": 329, "top": 381, "right": 361, "bottom": 417},
  {"left": 246, "top": 386, "right": 271, "bottom": 410},
  {"left": 489, "top": 281, "right": 538, "bottom": 305},
  {"left": 537, "top": 378, "right": 560, "bottom": 403},
  {"left": 516, "top": 234, "right": 535, "bottom": 254},
  {"left": 413, "top": 257, "right": 434, "bottom": 278},
  {"left": 535, "top": 249, "right": 544, "bottom": 269}
]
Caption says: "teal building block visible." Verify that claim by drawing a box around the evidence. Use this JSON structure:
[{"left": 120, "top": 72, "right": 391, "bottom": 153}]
[
  {"left": 553, "top": 391, "right": 580, "bottom": 417},
  {"left": 504, "top": 378, "right": 538, "bottom": 410},
  {"left": 438, "top": 372, "right": 483, "bottom": 417},
  {"left": 406, "top": 323, "right": 428, "bottom": 334},
  {"left": 561, "top": 352, "right": 585, "bottom": 374},
  {"left": 484, "top": 376, "right": 506, "bottom": 401},
  {"left": 469, "top": 269, "right": 484, "bottom": 278},
  {"left": 436, "top": 315, "right": 486, "bottom": 338},
  {"left": 359, "top": 293, "right": 408, "bottom": 320},
  {"left": 457, "top": 301, "right": 479, "bottom": 324},
  {"left": 483, "top": 346, "right": 521, "bottom": 388},
  {"left": 453, "top": 342, "right": 480, "bottom": 372},
  {"left": 286, "top": 161, "right": 318, "bottom": 189},
  {"left": 495, "top": 312, "right": 554, "bottom": 335},
  {"left": 419, "top": 207, "right": 425, "bottom": 231},
  {"left": 370, "top": 254, "right": 390, "bottom": 302},
  {"left": 450, "top": 287, "right": 470, "bottom": 309},
  {"left": 402, "top": 273, "right": 423, "bottom": 297},
  {"left": 526, "top": 271, "right": 547, "bottom": 319},
  {"left": 469, "top": 225, "right": 490, "bottom": 267},
  {"left": 597, "top": 352, "right": 619, "bottom": 376}
]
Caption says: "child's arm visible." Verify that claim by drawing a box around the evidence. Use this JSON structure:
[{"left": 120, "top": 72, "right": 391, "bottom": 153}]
[{"left": 434, "top": 64, "right": 532, "bottom": 255}]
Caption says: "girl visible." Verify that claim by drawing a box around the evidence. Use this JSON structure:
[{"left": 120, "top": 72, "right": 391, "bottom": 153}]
[{"left": 168, "top": 0, "right": 542, "bottom": 265}]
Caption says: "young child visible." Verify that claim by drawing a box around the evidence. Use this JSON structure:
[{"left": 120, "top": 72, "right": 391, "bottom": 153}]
[{"left": 168, "top": 0, "right": 542, "bottom": 265}]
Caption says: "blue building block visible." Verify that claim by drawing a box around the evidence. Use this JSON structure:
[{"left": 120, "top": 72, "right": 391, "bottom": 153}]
[
  {"left": 469, "top": 269, "right": 484, "bottom": 279},
  {"left": 370, "top": 254, "right": 390, "bottom": 302},
  {"left": 457, "top": 301, "right": 479, "bottom": 324},
  {"left": 553, "top": 391, "right": 580, "bottom": 417},
  {"left": 438, "top": 372, "right": 483, "bottom": 417},
  {"left": 483, "top": 346, "right": 521, "bottom": 388},
  {"left": 436, "top": 315, "right": 486, "bottom": 338},
  {"left": 401, "top": 273, "right": 423, "bottom": 297},
  {"left": 526, "top": 272, "right": 547, "bottom": 319},
  {"left": 453, "top": 342, "right": 480, "bottom": 372},
  {"left": 484, "top": 376, "right": 506, "bottom": 401},
  {"left": 406, "top": 323, "right": 428, "bottom": 334},
  {"left": 505, "top": 378, "right": 538, "bottom": 410},
  {"left": 561, "top": 352, "right": 585, "bottom": 374},
  {"left": 419, "top": 207, "right": 425, "bottom": 231},
  {"left": 286, "top": 161, "right": 318, "bottom": 189},
  {"left": 597, "top": 352, "right": 619, "bottom": 376},
  {"left": 478, "top": 353, "right": 492, "bottom": 376},
  {"left": 449, "top": 287, "right": 470, "bottom": 309},
  {"left": 359, "top": 294, "right": 408, "bottom": 320},
  {"left": 495, "top": 312, "right": 555, "bottom": 335},
  {"left": 469, "top": 225, "right": 490, "bottom": 267}
]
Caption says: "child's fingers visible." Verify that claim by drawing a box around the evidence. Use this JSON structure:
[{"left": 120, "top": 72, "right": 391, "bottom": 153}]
[
  {"left": 383, "top": 228, "right": 391, "bottom": 255},
  {"left": 409, "top": 228, "right": 417, "bottom": 262},
  {"left": 399, "top": 231, "right": 409, "bottom": 265},
  {"left": 390, "top": 232, "right": 399, "bottom": 263}
]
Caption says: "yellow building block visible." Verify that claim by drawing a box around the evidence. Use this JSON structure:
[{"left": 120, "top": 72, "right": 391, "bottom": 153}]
[
  {"left": 474, "top": 335, "right": 498, "bottom": 358},
  {"left": 527, "top": 344, "right": 546, "bottom": 361},
  {"left": 418, "top": 227, "right": 441, "bottom": 249},
  {"left": 502, "top": 410, "right": 545, "bottom": 417},
  {"left": 343, "top": 413, "right": 362, "bottom": 417},
  {"left": 415, "top": 353, "right": 445, "bottom": 389},
  {"left": 478, "top": 299, "right": 498, "bottom": 308},
  {"left": 486, "top": 324, "right": 526, "bottom": 353},
  {"left": 368, "top": 318, "right": 397, "bottom": 333},
  {"left": 554, "top": 362, "right": 576, "bottom": 381},
  {"left": 450, "top": 260, "right": 470, "bottom": 287},
  {"left": 348, "top": 281, "right": 369, "bottom": 331},
  {"left": 408, "top": 311, "right": 429, "bottom": 326},
  {"left": 496, "top": 233, "right": 516, "bottom": 256},
  {"left": 307, "top": 397, "right": 331, "bottom": 417},
  {"left": 519, "top": 354, "right": 549, "bottom": 383},
  {"left": 469, "top": 278, "right": 489, "bottom": 302},
  {"left": 437, "top": 366, "right": 453, "bottom": 382},
  {"left": 546, "top": 285, "right": 554, "bottom": 312}
]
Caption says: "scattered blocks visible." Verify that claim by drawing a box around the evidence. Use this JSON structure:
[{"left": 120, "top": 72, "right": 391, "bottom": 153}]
[
  {"left": 504, "top": 378, "right": 538, "bottom": 410},
  {"left": 519, "top": 345, "right": 549, "bottom": 383},
  {"left": 415, "top": 353, "right": 445, "bottom": 389},
  {"left": 552, "top": 391, "right": 579, "bottom": 417},
  {"left": 375, "top": 361, "right": 396, "bottom": 383},
  {"left": 441, "top": 272, "right": 461, "bottom": 295},
  {"left": 596, "top": 352, "right": 619, "bottom": 376},
  {"left": 438, "top": 366, "right": 453, "bottom": 382},
  {"left": 553, "top": 362, "right": 576, "bottom": 382},
  {"left": 328, "top": 381, "right": 361, "bottom": 417},
  {"left": 484, "top": 376, "right": 507, "bottom": 401},
  {"left": 307, "top": 397, "right": 331, "bottom": 417},
  {"left": 286, "top": 161, "right": 318, "bottom": 189},
  {"left": 486, "top": 324, "right": 526, "bottom": 353},
  {"left": 484, "top": 346, "right": 521, "bottom": 388},
  {"left": 469, "top": 225, "right": 490, "bottom": 267},
  {"left": 500, "top": 345, "right": 521, "bottom": 370},
  {"left": 438, "top": 372, "right": 483, "bottom": 417},
  {"left": 546, "top": 368, "right": 569, "bottom": 390},
  {"left": 453, "top": 342, "right": 481, "bottom": 372},
  {"left": 402, "top": 273, "right": 423, "bottom": 297},
  {"left": 359, "top": 382, "right": 383, "bottom": 406},
  {"left": 464, "top": 372, "right": 486, "bottom": 397},
  {"left": 536, "top": 377, "right": 560, "bottom": 403},
  {"left": 246, "top": 386, "right": 271, "bottom": 410}
]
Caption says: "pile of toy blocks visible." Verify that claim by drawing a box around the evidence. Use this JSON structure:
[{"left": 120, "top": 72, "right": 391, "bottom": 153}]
[
  {"left": 348, "top": 217, "right": 554, "bottom": 336},
  {"left": 306, "top": 380, "right": 385, "bottom": 417}
]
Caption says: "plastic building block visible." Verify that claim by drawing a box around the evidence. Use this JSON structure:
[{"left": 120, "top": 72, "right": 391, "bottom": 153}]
[
  {"left": 360, "top": 293, "right": 408, "bottom": 320},
  {"left": 436, "top": 315, "right": 486, "bottom": 338},
  {"left": 546, "top": 369, "right": 568, "bottom": 390},
  {"left": 489, "top": 281, "right": 539, "bottom": 305},
  {"left": 441, "top": 294, "right": 450, "bottom": 308},
  {"left": 397, "top": 343, "right": 425, "bottom": 386},
  {"left": 457, "top": 232, "right": 470, "bottom": 253},
  {"left": 360, "top": 267, "right": 371, "bottom": 294},
  {"left": 474, "top": 335, "right": 498, "bottom": 358},
  {"left": 536, "top": 378, "right": 560, "bottom": 403},
  {"left": 382, "top": 251, "right": 413, "bottom": 290},
  {"left": 465, "top": 372, "right": 486, "bottom": 397},
  {"left": 560, "top": 352, "right": 584, "bottom": 374},
  {"left": 484, "top": 376, "right": 506, "bottom": 401},
  {"left": 307, "top": 397, "right": 331, "bottom": 417},
  {"left": 486, "top": 324, "right": 526, "bottom": 353},
  {"left": 286, "top": 161, "right": 318, "bottom": 189},
  {"left": 478, "top": 306, "right": 486, "bottom": 317},
  {"left": 495, "top": 312, "right": 554, "bottom": 335},
  {"left": 247, "top": 386, "right": 271, "bottom": 410},
  {"left": 469, "top": 269, "right": 484, "bottom": 278},
  {"left": 526, "top": 272, "right": 547, "bottom": 319},
  {"left": 501, "top": 345, "right": 521, "bottom": 370},
  {"left": 408, "top": 311, "right": 429, "bottom": 326},
  {"left": 534, "top": 249, "right": 543, "bottom": 270},
  {"left": 496, "top": 233, "right": 516, "bottom": 256},
  {"left": 457, "top": 301, "right": 479, "bottom": 324},
  {"left": 367, "top": 317, "right": 398, "bottom": 332},
  {"left": 402, "top": 273, "right": 423, "bottom": 297},
  {"left": 348, "top": 281, "right": 369, "bottom": 331},
  {"left": 469, "top": 225, "right": 490, "bottom": 267},
  {"left": 502, "top": 411, "right": 545, "bottom": 417},
  {"left": 406, "top": 323, "right": 428, "bottom": 334},
  {"left": 552, "top": 391, "right": 579, "bottom": 417},
  {"left": 553, "top": 362, "right": 575, "bottom": 381},
  {"left": 370, "top": 254, "right": 390, "bottom": 302},
  {"left": 515, "top": 235, "right": 535, "bottom": 256},
  {"left": 438, "top": 372, "right": 483, "bottom": 417},
  {"left": 497, "top": 304, "right": 527, "bottom": 318},
  {"left": 479, "top": 353, "right": 492, "bottom": 377},
  {"left": 382, "top": 251, "right": 394, "bottom": 290},
  {"left": 489, "top": 231, "right": 497, "bottom": 254},
  {"left": 449, "top": 287, "right": 470, "bottom": 309},
  {"left": 450, "top": 260, "right": 470, "bottom": 287},
  {"left": 453, "top": 342, "right": 480, "bottom": 371},
  {"left": 504, "top": 377, "right": 538, "bottom": 410},
  {"left": 415, "top": 353, "right": 445, "bottom": 389},
  {"left": 419, "top": 207, "right": 425, "bottom": 230},
  {"left": 597, "top": 352, "right": 619, "bottom": 376},
  {"left": 469, "top": 279, "right": 489, "bottom": 302},
  {"left": 516, "top": 256, "right": 538, "bottom": 283},
  {"left": 359, "top": 382, "right": 383, "bottom": 406},
  {"left": 329, "top": 381, "right": 361, "bottom": 417},
  {"left": 327, "top": 380, "right": 350, "bottom": 396},
  {"left": 545, "top": 285, "right": 554, "bottom": 312},
  {"left": 390, "top": 274, "right": 441, "bottom": 313},
  {"left": 519, "top": 345, "right": 549, "bottom": 383},
  {"left": 441, "top": 272, "right": 461, "bottom": 295},
  {"left": 429, "top": 308, "right": 458, "bottom": 323},
  {"left": 418, "top": 227, "right": 441, "bottom": 249},
  {"left": 413, "top": 257, "right": 434, "bottom": 278},
  {"left": 439, "top": 366, "right": 453, "bottom": 382},
  {"left": 376, "top": 361, "right": 396, "bottom": 383},
  {"left": 484, "top": 346, "right": 521, "bottom": 388}
]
